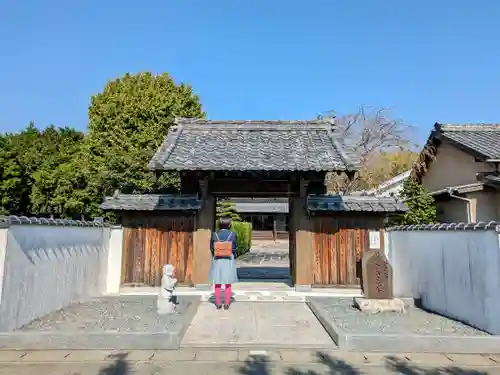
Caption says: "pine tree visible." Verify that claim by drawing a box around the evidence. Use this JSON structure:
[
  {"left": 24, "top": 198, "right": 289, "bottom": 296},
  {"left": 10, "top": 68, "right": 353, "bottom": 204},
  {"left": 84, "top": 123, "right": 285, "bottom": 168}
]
[
  {"left": 216, "top": 200, "right": 241, "bottom": 221},
  {"left": 397, "top": 178, "right": 437, "bottom": 225}
]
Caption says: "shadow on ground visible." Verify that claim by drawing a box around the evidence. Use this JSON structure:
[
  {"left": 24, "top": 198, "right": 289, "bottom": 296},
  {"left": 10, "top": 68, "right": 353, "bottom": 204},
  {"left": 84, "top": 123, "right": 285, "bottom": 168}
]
[
  {"left": 237, "top": 266, "right": 291, "bottom": 281},
  {"left": 97, "top": 353, "right": 131, "bottom": 375},
  {"left": 238, "top": 352, "right": 491, "bottom": 375}
]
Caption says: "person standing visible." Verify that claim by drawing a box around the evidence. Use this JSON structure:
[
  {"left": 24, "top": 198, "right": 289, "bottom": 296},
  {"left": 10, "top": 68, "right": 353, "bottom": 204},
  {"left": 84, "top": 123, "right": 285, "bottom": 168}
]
[{"left": 208, "top": 217, "right": 238, "bottom": 310}]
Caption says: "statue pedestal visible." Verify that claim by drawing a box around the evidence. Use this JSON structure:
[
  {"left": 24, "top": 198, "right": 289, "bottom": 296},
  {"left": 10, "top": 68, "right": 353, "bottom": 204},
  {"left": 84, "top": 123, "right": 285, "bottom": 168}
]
[{"left": 157, "top": 293, "right": 177, "bottom": 314}]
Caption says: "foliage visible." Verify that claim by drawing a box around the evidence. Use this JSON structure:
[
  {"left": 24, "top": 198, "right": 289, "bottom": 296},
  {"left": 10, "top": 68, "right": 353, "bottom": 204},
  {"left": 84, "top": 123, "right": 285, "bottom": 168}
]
[
  {"left": 231, "top": 221, "right": 252, "bottom": 256},
  {"left": 320, "top": 106, "right": 420, "bottom": 193},
  {"left": 0, "top": 123, "right": 85, "bottom": 218},
  {"left": 78, "top": 72, "right": 204, "bottom": 217},
  {"left": 0, "top": 72, "right": 204, "bottom": 219},
  {"left": 216, "top": 200, "right": 241, "bottom": 221},
  {"left": 395, "top": 178, "right": 437, "bottom": 225}
]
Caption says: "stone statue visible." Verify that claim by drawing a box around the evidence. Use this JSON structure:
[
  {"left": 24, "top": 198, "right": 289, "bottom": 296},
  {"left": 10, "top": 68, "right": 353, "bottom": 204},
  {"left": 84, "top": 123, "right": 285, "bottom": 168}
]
[{"left": 157, "top": 264, "right": 178, "bottom": 314}]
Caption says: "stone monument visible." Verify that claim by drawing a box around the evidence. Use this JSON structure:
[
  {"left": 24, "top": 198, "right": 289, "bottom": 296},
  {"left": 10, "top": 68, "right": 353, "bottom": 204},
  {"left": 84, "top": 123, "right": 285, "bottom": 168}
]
[
  {"left": 157, "top": 264, "right": 178, "bottom": 314},
  {"left": 355, "top": 250, "right": 404, "bottom": 313}
]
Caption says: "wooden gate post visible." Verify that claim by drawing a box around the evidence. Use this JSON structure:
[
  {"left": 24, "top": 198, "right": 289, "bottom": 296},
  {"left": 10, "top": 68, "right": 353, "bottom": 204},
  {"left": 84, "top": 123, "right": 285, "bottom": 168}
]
[
  {"left": 292, "top": 178, "right": 314, "bottom": 289},
  {"left": 192, "top": 179, "right": 215, "bottom": 287}
]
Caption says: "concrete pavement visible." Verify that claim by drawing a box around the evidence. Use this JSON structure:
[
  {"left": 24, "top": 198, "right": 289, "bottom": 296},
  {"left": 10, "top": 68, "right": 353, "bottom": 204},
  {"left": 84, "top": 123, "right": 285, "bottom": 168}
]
[
  {"left": 181, "top": 302, "right": 333, "bottom": 348},
  {"left": 1, "top": 349, "right": 500, "bottom": 374}
]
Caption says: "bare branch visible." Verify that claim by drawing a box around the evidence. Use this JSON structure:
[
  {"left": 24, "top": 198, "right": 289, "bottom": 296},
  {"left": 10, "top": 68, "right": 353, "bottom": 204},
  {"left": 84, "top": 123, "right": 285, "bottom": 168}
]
[{"left": 324, "top": 106, "right": 419, "bottom": 194}]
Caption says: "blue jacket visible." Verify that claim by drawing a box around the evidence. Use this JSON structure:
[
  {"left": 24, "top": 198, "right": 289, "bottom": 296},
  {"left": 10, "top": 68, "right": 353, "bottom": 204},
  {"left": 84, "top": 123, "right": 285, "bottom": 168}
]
[{"left": 210, "top": 229, "right": 237, "bottom": 257}]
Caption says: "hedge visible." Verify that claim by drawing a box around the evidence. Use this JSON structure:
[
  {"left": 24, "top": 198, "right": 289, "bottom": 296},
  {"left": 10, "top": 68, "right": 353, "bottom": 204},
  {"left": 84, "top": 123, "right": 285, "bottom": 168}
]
[{"left": 232, "top": 221, "right": 252, "bottom": 256}]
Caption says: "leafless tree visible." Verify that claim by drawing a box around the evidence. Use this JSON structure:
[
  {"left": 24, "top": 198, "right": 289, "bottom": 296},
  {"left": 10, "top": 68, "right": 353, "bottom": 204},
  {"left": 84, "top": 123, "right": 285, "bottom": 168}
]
[{"left": 319, "top": 106, "right": 420, "bottom": 194}]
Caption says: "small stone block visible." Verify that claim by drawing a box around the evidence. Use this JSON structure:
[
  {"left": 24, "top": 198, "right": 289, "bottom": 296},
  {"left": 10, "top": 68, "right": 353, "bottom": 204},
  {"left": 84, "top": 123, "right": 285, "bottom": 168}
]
[
  {"left": 195, "top": 350, "right": 238, "bottom": 362},
  {"left": 65, "top": 350, "right": 116, "bottom": 361},
  {"left": 113, "top": 350, "right": 155, "bottom": 361},
  {"left": 446, "top": 354, "right": 495, "bottom": 366},
  {"left": 153, "top": 349, "right": 196, "bottom": 361},
  {"left": 359, "top": 353, "right": 390, "bottom": 365},
  {"left": 282, "top": 296, "right": 305, "bottom": 301},
  {"left": 354, "top": 297, "right": 405, "bottom": 313},
  {"left": 22, "top": 350, "right": 70, "bottom": 362},
  {"left": 256, "top": 295, "right": 276, "bottom": 301},
  {"left": 235, "top": 295, "right": 250, "bottom": 301},
  {"left": 295, "top": 285, "right": 312, "bottom": 292},
  {"left": 404, "top": 353, "right": 453, "bottom": 366},
  {"left": 0, "top": 351, "right": 27, "bottom": 362},
  {"left": 280, "top": 350, "right": 321, "bottom": 362},
  {"left": 194, "top": 284, "right": 211, "bottom": 290},
  {"left": 238, "top": 350, "right": 281, "bottom": 362},
  {"left": 245, "top": 292, "right": 264, "bottom": 297}
]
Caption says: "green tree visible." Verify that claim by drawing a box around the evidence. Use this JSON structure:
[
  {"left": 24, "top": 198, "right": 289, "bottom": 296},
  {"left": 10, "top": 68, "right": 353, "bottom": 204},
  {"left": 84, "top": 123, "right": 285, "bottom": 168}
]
[
  {"left": 73, "top": 72, "right": 204, "bottom": 218},
  {"left": 216, "top": 200, "right": 241, "bottom": 221},
  {"left": 29, "top": 126, "right": 85, "bottom": 217},
  {"left": 397, "top": 178, "right": 437, "bottom": 225},
  {"left": 0, "top": 123, "right": 86, "bottom": 218}
]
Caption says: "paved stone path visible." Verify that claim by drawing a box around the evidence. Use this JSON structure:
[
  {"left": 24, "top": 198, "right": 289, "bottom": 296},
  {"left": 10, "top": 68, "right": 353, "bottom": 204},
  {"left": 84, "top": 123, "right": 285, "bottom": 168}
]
[
  {"left": 237, "top": 245, "right": 290, "bottom": 280},
  {"left": 237, "top": 250, "right": 289, "bottom": 265},
  {"left": 1, "top": 349, "right": 500, "bottom": 374},
  {"left": 181, "top": 302, "right": 333, "bottom": 347}
]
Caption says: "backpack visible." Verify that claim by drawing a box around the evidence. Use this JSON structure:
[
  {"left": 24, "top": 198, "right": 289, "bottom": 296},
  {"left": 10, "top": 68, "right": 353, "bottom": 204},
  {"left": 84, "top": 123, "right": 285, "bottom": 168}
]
[{"left": 213, "top": 231, "right": 234, "bottom": 258}]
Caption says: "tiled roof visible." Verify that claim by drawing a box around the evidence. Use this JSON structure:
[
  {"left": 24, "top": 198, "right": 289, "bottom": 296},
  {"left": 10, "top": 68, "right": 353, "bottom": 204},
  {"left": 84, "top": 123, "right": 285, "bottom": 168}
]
[
  {"left": 148, "top": 118, "right": 360, "bottom": 172},
  {"left": 228, "top": 198, "right": 289, "bottom": 213},
  {"left": 306, "top": 195, "right": 407, "bottom": 213},
  {"left": 0, "top": 215, "right": 110, "bottom": 227},
  {"left": 100, "top": 194, "right": 201, "bottom": 211},
  {"left": 434, "top": 123, "right": 500, "bottom": 159}
]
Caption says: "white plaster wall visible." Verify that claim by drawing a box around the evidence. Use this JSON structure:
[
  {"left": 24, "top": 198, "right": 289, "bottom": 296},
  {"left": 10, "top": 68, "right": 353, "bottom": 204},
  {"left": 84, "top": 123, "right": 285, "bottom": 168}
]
[
  {"left": 389, "top": 229, "right": 500, "bottom": 334},
  {"left": 0, "top": 225, "right": 112, "bottom": 331},
  {"left": 104, "top": 227, "right": 124, "bottom": 294}
]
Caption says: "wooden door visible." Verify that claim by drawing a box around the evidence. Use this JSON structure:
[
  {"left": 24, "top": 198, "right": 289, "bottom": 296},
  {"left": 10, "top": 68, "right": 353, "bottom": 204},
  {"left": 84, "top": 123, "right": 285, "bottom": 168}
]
[
  {"left": 121, "top": 215, "right": 194, "bottom": 286},
  {"left": 312, "top": 217, "right": 371, "bottom": 287}
]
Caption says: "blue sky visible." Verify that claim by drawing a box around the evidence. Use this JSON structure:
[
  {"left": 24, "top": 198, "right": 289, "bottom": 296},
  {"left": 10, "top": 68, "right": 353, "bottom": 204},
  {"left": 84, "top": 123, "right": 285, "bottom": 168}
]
[{"left": 1, "top": 0, "right": 499, "bottom": 145}]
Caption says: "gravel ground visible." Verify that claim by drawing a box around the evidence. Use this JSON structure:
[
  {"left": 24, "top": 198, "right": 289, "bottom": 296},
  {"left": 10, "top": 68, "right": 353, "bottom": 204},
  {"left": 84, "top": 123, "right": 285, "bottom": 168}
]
[
  {"left": 309, "top": 297, "right": 489, "bottom": 336},
  {"left": 18, "top": 295, "right": 199, "bottom": 333}
]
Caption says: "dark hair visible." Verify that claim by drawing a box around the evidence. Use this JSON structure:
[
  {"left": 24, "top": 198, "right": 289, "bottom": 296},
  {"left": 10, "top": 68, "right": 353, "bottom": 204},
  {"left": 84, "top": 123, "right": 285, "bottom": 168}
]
[{"left": 219, "top": 217, "right": 232, "bottom": 230}]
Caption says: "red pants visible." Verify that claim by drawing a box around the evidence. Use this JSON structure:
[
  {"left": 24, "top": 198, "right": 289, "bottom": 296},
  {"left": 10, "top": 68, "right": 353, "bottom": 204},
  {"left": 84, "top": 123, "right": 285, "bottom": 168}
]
[{"left": 214, "top": 284, "right": 232, "bottom": 305}]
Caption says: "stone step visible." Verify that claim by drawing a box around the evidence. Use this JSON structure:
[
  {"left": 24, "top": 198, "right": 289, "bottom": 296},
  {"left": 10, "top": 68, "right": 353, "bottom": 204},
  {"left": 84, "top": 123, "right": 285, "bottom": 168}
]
[{"left": 201, "top": 291, "right": 306, "bottom": 302}]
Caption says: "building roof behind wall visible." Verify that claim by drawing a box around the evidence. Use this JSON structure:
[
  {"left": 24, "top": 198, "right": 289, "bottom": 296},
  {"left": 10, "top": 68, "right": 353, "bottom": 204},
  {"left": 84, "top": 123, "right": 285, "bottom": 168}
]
[
  {"left": 361, "top": 170, "right": 411, "bottom": 196},
  {"left": 228, "top": 198, "right": 289, "bottom": 213}
]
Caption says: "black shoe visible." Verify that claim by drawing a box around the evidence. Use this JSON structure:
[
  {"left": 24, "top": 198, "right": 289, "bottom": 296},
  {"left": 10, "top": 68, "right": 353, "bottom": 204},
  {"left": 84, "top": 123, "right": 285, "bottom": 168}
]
[
  {"left": 223, "top": 304, "right": 230, "bottom": 310},
  {"left": 216, "top": 304, "right": 222, "bottom": 310}
]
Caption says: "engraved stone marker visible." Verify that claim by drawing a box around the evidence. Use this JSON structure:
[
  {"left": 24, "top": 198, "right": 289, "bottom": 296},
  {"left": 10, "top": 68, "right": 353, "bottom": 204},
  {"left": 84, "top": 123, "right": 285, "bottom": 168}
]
[{"left": 362, "top": 250, "right": 393, "bottom": 299}]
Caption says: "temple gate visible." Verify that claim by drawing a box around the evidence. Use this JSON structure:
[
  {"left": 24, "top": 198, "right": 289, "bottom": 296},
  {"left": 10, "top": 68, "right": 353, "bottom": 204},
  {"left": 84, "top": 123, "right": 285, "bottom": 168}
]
[{"left": 101, "top": 118, "right": 406, "bottom": 288}]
